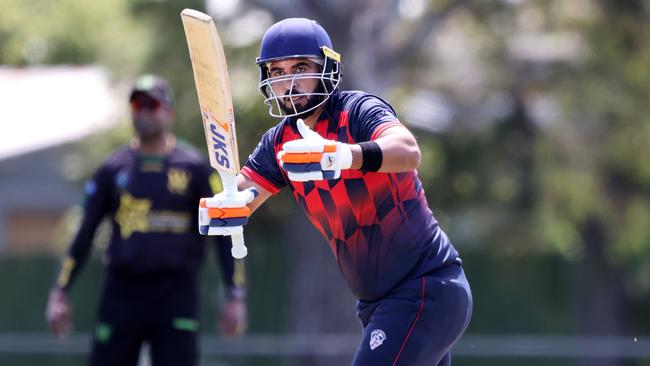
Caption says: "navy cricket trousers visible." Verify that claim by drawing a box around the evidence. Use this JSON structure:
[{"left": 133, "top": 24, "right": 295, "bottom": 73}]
[
  {"left": 89, "top": 269, "right": 200, "bottom": 366},
  {"left": 353, "top": 263, "right": 472, "bottom": 366}
]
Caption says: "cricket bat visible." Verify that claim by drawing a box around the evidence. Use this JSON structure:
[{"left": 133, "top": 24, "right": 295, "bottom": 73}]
[{"left": 181, "top": 8, "right": 248, "bottom": 258}]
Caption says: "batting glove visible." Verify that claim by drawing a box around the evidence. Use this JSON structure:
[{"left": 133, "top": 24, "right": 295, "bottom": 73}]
[
  {"left": 278, "top": 119, "right": 353, "bottom": 181},
  {"left": 198, "top": 188, "right": 258, "bottom": 236}
]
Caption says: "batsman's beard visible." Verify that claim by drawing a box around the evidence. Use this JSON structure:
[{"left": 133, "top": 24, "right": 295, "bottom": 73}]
[{"left": 279, "top": 85, "right": 326, "bottom": 120}]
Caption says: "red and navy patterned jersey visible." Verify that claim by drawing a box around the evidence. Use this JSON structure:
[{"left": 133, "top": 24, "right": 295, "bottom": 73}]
[
  {"left": 57, "top": 141, "right": 239, "bottom": 291},
  {"left": 243, "top": 91, "right": 460, "bottom": 301}
]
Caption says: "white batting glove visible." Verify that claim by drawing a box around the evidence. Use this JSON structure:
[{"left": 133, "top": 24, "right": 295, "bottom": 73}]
[
  {"left": 277, "top": 119, "right": 352, "bottom": 181},
  {"left": 198, "top": 188, "right": 257, "bottom": 236}
]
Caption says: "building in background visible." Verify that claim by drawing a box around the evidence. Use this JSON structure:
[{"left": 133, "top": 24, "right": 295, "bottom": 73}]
[{"left": 0, "top": 66, "right": 121, "bottom": 254}]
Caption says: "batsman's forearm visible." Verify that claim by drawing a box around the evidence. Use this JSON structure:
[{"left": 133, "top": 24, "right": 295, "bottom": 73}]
[
  {"left": 349, "top": 134, "right": 420, "bottom": 173},
  {"left": 349, "top": 144, "right": 363, "bottom": 170},
  {"left": 375, "top": 133, "right": 421, "bottom": 172},
  {"left": 236, "top": 174, "right": 271, "bottom": 214}
]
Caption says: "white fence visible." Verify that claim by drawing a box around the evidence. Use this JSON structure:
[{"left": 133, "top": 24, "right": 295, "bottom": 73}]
[{"left": 0, "top": 333, "right": 648, "bottom": 359}]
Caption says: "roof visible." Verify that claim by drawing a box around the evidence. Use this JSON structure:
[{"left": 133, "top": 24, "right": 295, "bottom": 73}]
[{"left": 0, "top": 66, "right": 121, "bottom": 160}]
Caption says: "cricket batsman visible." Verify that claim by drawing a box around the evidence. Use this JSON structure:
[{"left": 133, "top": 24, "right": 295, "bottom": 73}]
[{"left": 200, "top": 18, "right": 472, "bottom": 365}]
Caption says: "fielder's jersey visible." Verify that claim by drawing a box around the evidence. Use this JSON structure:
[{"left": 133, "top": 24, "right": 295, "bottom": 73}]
[
  {"left": 57, "top": 141, "right": 238, "bottom": 291},
  {"left": 243, "top": 91, "right": 461, "bottom": 301}
]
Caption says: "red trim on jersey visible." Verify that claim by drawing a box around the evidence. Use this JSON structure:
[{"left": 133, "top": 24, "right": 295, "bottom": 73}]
[
  {"left": 371, "top": 120, "right": 402, "bottom": 140},
  {"left": 241, "top": 166, "right": 281, "bottom": 195},
  {"left": 392, "top": 276, "right": 426, "bottom": 366},
  {"left": 340, "top": 111, "right": 351, "bottom": 137}
]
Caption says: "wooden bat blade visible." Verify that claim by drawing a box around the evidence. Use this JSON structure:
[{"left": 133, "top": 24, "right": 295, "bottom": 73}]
[{"left": 181, "top": 8, "right": 240, "bottom": 174}]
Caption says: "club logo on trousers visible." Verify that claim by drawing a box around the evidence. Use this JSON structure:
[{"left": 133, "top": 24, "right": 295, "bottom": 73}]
[{"left": 369, "top": 329, "right": 387, "bottom": 350}]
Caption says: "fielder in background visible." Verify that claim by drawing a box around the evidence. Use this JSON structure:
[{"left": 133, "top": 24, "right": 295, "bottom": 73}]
[
  {"left": 199, "top": 18, "right": 472, "bottom": 366},
  {"left": 46, "top": 74, "right": 247, "bottom": 366}
]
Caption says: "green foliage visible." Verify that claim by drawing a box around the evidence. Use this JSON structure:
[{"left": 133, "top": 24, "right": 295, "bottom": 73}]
[
  {"left": 529, "top": 2, "right": 650, "bottom": 295},
  {"left": 463, "top": 250, "right": 580, "bottom": 334},
  {"left": 391, "top": 0, "right": 650, "bottom": 334},
  {"left": 0, "top": 0, "right": 154, "bottom": 73}
]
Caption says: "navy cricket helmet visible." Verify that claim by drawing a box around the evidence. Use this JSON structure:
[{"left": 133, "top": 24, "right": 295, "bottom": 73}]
[{"left": 256, "top": 18, "right": 342, "bottom": 118}]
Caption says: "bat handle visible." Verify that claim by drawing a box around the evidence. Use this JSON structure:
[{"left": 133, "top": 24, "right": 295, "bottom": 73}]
[
  {"left": 221, "top": 171, "right": 238, "bottom": 194},
  {"left": 231, "top": 233, "right": 248, "bottom": 259},
  {"left": 218, "top": 172, "right": 248, "bottom": 258}
]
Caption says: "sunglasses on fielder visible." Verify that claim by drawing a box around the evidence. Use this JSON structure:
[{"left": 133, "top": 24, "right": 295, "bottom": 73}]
[{"left": 130, "top": 96, "right": 162, "bottom": 112}]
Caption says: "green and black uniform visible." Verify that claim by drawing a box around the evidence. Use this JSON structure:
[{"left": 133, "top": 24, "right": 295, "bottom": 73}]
[{"left": 54, "top": 141, "right": 244, "bottom": 366}]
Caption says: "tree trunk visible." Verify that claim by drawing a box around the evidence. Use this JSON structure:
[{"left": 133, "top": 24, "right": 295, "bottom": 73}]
[{"left": 577, "top": 216, "right": 625, "bottom": 366}]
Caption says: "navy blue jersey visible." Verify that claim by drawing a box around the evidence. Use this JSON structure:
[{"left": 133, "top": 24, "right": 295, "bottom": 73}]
[
  {"left": 56, "top": 141, "right": 240, "bottom": 292},
  {"left": 243, "top": 91, "right": 461, "bottom": 301}
]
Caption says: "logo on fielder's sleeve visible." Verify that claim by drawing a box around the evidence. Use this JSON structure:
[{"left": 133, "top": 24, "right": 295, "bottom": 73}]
[
  {"left": 84, "top": 180, "right": 97, "bottom": 195},
  {"left": 369, "top": 329, "right": 387, "bottom": 350},
  {"left": 116, "top": 170, "right": 129, "bottom": 188}
]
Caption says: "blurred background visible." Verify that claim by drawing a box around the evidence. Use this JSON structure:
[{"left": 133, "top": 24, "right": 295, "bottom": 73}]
[{"left": 1, "top": 0, "right": 650, "bottom": 365}]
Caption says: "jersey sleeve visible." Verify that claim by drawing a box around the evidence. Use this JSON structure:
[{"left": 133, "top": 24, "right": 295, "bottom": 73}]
[
  {"left": 242, "top": 127, "right": 286, "bottom": 194},
  {"left": 349, "top": 94, "right": 403, "bottom": 142},
  {"left": 213, "top": 236, "right": 246, "bottom": 299},
  {"left": 54, "top": 164, "right": 112, "bottom": 292}
]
